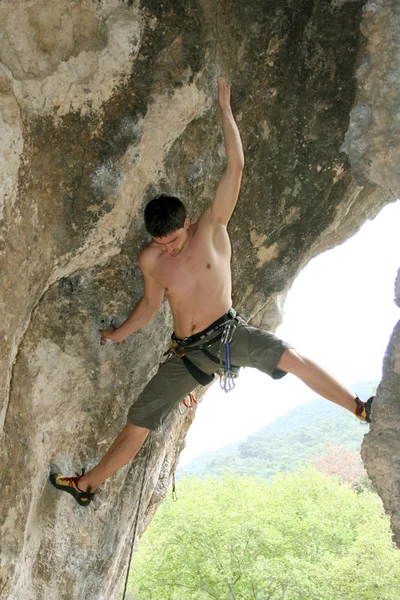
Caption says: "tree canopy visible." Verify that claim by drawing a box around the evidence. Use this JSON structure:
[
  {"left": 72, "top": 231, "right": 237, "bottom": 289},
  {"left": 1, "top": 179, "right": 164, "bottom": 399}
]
[{"left": 128, "top": 469, "right": 400, "bottom": 599}]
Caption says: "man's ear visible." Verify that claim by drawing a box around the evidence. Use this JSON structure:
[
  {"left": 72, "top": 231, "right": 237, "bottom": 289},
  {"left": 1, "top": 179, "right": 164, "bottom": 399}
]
[{"left": 184, "top": 217, "right": 191, "bottom": 229}]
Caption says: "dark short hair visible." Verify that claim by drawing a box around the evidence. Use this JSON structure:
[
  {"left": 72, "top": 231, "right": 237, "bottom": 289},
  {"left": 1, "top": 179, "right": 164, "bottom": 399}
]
[{"left": 144, "top": 195, "right": 186, "bottom": 238}]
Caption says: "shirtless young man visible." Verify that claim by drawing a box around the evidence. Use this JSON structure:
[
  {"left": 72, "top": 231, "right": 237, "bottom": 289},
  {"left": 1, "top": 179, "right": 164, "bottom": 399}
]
[{"left": 50, "top": 78, "right": 373, "bottom": 506}]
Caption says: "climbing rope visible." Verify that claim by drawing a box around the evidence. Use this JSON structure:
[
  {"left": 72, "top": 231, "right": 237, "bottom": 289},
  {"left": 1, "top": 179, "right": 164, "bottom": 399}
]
[{"left": 121, "top": 433, "right": 153, "bottom": 600}]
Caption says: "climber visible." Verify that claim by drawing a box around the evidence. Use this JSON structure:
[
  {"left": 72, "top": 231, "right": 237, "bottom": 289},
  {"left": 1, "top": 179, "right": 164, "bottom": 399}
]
[{"left": 49, "top": 77, "right": 373, "bottom": 506}]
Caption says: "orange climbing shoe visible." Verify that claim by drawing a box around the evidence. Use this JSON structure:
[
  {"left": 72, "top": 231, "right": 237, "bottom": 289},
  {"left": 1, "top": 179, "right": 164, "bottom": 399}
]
[
  {"left": 49, "top": 469, "right": 95, "bottom": 507},
  {"left": 355, "top": 396, "right": 374, "bottom": 423}
]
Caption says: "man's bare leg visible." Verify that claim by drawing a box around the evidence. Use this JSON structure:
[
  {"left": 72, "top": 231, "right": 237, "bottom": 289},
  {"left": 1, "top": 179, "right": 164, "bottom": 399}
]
[
  {"left": 277, "top": 349, "right": 359, "bottom": 414},
  {"left": 78, "top": 423, "right": 149, "bottom": 492}
]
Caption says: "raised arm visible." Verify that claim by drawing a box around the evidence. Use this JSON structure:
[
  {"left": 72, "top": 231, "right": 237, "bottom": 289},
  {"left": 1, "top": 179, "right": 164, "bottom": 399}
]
[
  {"left": 99, "top": 248, "right": 164, "bottom": 344},
  {"left": 209, "top": 78, "right": 244, "bottom": 226}
]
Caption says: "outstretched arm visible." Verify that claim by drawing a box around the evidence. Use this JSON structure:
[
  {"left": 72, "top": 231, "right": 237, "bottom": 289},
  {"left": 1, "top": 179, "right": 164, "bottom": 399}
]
[
  {"left": 209, "top": 78, "right": 244, "bottom": 226},
  {"left": 99, "top": 249, "right": 164, "bottom": 344}
]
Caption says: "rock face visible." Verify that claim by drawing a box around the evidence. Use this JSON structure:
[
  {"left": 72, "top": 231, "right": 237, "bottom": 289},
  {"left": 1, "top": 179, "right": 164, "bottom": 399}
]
[
  {"left": 0, "top": 0, "right": 398, "bottom": 598},
  {"left": 362, "top": 269, "right": 400, "bottom": 546}
]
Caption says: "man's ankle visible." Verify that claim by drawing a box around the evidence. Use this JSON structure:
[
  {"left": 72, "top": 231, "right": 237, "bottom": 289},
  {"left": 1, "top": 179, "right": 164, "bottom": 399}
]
[
  {"left": 78, "top": 475, "right": 95, "bottom": 493},
  {"left": 354, "top": 396, "right": 368, "bottom": 422}
]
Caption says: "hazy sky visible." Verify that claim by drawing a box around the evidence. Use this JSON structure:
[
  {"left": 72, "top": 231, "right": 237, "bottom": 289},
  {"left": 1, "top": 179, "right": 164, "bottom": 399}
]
[{"left": 179, "top": 200, "right": 400, "bottom": 467}]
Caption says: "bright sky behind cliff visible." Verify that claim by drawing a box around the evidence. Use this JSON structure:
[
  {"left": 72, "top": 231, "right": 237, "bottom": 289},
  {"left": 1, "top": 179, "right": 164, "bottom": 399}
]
[{"left": 179, "top": 199, "right": 400, "bottom": 468}]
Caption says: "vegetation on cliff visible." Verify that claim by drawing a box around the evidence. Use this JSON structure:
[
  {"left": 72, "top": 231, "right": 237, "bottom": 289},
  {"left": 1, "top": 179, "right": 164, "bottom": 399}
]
[{"left": 128, "top": 470, "right": 400, "bottom": 599}]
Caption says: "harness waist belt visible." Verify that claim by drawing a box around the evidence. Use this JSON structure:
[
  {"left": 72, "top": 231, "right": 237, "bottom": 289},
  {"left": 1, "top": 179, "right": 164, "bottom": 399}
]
[
  {"left": 171, "top": 308, "right": 236, "bottom": 349},
  {"left": 168, "top": 309, "right": 242, "bottom": 388}
]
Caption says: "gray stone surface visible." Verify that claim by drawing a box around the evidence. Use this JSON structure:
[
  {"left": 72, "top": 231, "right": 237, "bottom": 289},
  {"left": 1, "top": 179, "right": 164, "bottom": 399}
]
[
  {"left": 362, "top": 269, "right": 400, "bottom": 546},
  {"left": 342, "top": 0, "right": 400, "bottom": 194},
  {"left": 0, "top": 0, "right": 398, "bottom": 598}
]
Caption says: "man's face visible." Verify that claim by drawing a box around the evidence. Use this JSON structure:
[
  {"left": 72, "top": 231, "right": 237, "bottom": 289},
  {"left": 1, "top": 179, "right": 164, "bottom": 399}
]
[{"left": 153, "top": 218, "right": 190, "bottom": 256}]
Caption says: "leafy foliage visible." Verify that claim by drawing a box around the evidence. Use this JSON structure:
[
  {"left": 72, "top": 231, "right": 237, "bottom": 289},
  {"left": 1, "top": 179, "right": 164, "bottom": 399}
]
[
  {"left": 308, "top": 442, "right": 373, "bottom": 491},
  {"left": 128, "top": 470, "right": 400, "bottom": 599}
]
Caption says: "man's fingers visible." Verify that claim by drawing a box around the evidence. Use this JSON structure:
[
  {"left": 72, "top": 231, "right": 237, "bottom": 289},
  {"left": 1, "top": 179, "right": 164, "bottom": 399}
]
[
  {"left": 98, "top": 324, "right": 117, "bottom": 345},
  {"left": 99, "top": 329, "right": 109, "bottom": 345}
]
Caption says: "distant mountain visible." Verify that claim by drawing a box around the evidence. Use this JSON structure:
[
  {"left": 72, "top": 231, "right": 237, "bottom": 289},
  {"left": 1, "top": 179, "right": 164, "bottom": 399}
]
[{"left": 178, "top": 379, "right": 378, "bottom": 479}]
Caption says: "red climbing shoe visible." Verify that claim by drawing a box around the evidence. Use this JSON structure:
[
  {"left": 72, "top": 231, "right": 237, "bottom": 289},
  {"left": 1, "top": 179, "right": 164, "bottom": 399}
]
[
  {"left": 49, "top": 469, "right": 95, "bottom": 506},
  {"left": 355, "top": 396, "right": 374, "bottom": 423}
]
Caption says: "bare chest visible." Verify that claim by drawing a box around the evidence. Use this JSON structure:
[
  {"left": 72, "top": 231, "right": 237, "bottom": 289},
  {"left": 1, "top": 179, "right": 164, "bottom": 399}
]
[
  {"left": 154, "top": 245, "right": 217, "bottom": 293},
  {"left": 151, "top": 228, "right": 230, "bottom": 294}
]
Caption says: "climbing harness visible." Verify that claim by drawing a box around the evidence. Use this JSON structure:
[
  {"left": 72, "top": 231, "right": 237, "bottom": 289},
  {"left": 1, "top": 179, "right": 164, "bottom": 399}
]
[
  {"left": 167, "top": 309, "right": 241, "bottom": 392},
  {"left": 122, "top": 433, "right": 153, "bottom": 600},
  {"left": 181, "top": 354, "right": 215, "bottom": 386},
  {"left": 166, "top": 308, "right": 237, "bottom": 358}
]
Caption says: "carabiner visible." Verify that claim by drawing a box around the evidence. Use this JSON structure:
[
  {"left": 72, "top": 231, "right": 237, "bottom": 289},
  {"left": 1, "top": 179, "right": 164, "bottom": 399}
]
[{"left": 220, "top": 370, "right": 236, "bottom": 392}]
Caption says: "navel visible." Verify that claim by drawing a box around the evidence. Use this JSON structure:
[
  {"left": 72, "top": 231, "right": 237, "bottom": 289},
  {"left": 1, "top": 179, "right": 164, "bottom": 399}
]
[
  {"left": 207, "top": 263, "right": 211, "bottom": 270},
  {"left": 165, "top": 287, "right": 169, "bottom": 292},
  {"left": 191, "top": 324, "right": 196, "bottom": 332}
]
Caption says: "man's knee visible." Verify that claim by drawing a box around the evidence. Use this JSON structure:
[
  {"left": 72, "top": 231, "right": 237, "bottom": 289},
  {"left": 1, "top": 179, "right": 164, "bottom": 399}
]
[
  {"left": 276, "top": 348, "right": 306, "bottom": 373},
  {"left": 123, "top": 422, "right": 150, "bottom": 439}
]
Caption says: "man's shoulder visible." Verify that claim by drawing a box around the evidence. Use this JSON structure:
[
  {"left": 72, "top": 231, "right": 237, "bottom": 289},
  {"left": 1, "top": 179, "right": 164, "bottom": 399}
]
[{"left": 139, "top": 243, "right": 161, "bottom": 272}]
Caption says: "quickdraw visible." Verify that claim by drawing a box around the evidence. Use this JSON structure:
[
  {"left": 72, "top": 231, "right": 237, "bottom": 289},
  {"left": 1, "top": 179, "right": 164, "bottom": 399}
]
[
  {"left": 178, "top": 392, "right": 197, "bottom": 414},
  {"left": 172, "top": 472, "right": 178, "bottom": 502},
  {"left": 219, "top": 321, "right": 237, "bottom": 392},
  {"left": 183, "top": 392, "right": 197, "bottom": 409}
]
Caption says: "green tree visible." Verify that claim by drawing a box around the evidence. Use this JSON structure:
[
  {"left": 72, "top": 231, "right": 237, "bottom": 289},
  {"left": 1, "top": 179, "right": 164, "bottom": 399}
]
[{"left": 129, "top": 469, "right": 400, "bottom": 599}]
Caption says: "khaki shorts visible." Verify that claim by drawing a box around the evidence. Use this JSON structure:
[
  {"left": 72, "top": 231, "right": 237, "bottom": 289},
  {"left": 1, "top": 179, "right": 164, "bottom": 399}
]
[{"left": 127, "top": 317, "right": 292, "bottom": 430}]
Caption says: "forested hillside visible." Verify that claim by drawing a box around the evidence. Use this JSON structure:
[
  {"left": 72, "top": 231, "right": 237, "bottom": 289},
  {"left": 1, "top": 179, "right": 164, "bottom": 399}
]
[{"left": 178, "top": 380, "right": 377, "bottom": 479}]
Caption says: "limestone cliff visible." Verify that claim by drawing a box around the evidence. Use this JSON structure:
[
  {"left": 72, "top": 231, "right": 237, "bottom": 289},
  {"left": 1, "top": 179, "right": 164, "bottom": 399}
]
[
  {"left": 362, "top": 268, "right": 400, "bottom": 548},
  {"left": 0, "top": 1, "right": 398, "bottom": 599}
]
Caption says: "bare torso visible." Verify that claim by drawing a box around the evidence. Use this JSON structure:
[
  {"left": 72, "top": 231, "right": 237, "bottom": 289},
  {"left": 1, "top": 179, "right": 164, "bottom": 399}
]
[{"left": 144, "top": 215, "right": 232, "bottom": 338}]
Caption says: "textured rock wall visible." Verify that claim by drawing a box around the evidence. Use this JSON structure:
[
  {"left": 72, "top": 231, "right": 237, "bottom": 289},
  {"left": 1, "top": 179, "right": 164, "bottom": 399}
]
[
  {"left": 349, "top": 0, "right": 400, "bottom": 549},
  {"left": 362, "top": 269, "right": 400, "bottom": 545},
  {"left": 0, "top": 0, "right": 398, "bottom": 598}
]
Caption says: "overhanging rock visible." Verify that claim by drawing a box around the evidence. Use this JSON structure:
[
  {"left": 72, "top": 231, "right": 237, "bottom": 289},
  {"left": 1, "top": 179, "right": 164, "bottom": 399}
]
[{"left": 0, "top": 0, "right": 398, "bottom": 598}]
